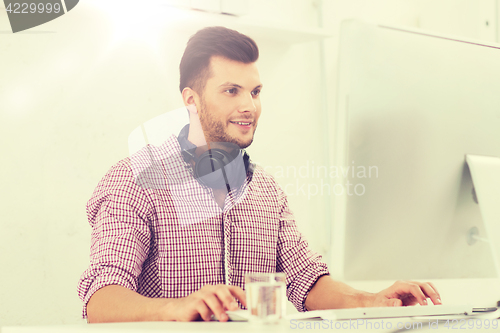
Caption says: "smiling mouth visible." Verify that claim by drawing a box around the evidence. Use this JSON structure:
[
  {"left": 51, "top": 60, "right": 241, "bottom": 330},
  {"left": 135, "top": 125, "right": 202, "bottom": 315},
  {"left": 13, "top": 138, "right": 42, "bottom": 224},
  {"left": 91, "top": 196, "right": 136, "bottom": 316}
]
[{"left": 230, "top": 121, "right": 252, "bottom": 126}]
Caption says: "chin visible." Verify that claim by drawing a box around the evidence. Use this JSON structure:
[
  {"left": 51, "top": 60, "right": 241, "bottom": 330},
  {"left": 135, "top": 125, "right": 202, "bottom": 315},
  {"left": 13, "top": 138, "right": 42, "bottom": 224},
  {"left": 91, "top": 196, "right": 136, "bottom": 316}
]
[
  {"left": 238, "top": 143, "right": 251, "bottom": 149},
  {"left": 217, "top": 132, "right": 254, "bottom": 149},
  {"left": 233, "top": 137, "right": 252, "bottom": 149}
]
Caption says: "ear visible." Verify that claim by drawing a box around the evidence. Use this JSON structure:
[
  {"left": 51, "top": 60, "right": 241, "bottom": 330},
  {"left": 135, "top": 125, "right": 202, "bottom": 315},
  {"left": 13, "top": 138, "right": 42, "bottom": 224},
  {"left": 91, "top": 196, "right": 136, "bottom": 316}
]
[{"left": 182, "top": 87, "right": 199, "bottom": 112}]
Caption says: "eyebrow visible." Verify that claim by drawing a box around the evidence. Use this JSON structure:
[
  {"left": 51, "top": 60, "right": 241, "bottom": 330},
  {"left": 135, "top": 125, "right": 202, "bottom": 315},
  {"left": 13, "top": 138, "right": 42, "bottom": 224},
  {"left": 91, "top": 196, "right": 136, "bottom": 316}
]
[{"left": 219, "top": 82, "right": 263, "bottom": 90}]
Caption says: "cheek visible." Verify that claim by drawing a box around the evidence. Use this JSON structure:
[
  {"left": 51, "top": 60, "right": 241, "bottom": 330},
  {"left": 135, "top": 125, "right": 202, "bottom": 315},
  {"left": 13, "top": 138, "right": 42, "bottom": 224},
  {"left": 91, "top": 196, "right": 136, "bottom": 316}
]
[
  {"left": 255, "top": 108, "right": 262, "bottom": 121},
  {"left": 254, "top": 99, "right": 262, "bottom": 112}
]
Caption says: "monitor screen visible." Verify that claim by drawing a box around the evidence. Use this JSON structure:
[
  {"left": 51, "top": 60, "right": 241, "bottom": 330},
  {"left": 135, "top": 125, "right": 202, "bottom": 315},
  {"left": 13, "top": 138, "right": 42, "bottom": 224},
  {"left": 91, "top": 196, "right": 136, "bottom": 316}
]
[{"left": 334, "top": 20, "right": 500, "bottom": 280}]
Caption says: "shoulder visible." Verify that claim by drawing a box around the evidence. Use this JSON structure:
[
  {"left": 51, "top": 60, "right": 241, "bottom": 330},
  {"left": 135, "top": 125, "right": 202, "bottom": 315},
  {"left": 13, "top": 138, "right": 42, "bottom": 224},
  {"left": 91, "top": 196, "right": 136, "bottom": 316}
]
[
  {"left": 252, "top": 164, "right": 279, "bottom": 184},
  {"left": 129, "top": 135, "right": 182, "bottom": 171},
  {"left": 90, "top": 137, "right": 181, "bottom": 197},
  {"left": 89, "top": 156, "right": 142, "bottom": 206},
  {"left": 248, "top": 163, "right": 287, "bottom": 201},
  {"left": 98, "top": 157, "right": 134, "bottom": 188}
]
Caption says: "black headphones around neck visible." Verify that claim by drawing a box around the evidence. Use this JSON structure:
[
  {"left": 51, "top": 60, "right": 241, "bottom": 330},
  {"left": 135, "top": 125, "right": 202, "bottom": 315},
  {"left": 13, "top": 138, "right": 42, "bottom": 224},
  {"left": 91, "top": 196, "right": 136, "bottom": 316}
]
[{"left": 177, "top": 125, "right": 253, "bottom": 190}]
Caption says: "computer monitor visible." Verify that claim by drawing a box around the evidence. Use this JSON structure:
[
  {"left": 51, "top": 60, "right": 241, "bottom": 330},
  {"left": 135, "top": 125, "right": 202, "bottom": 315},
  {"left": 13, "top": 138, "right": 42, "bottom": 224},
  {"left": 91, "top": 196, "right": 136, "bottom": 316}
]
[{"left": 333, "top": 20, "right": 500, "bottom": 280}]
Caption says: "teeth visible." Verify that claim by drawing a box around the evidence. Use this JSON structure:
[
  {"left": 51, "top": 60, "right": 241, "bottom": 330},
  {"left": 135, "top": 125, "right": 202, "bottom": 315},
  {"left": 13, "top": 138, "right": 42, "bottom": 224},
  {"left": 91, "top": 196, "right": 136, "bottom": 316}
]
[{"left": 232, "top": 122, "right": 251, "bottom": 125}]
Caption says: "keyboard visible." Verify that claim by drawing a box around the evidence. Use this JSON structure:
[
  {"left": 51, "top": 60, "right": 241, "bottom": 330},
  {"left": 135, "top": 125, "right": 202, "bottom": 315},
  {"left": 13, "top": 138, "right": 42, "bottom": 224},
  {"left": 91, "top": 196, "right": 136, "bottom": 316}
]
[
  {"left": 288, "top": 304, "right": 475, "bottom": 320},
  {"left": 227, "top": 304, "right": 479, "bottom": 321}
]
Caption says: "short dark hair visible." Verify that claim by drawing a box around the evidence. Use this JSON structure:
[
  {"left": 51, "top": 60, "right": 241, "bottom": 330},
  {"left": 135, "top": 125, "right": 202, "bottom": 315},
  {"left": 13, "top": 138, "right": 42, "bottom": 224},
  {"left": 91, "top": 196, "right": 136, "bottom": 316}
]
[{"left": 179, "top": 26, "right": 259, "bottom": 94}]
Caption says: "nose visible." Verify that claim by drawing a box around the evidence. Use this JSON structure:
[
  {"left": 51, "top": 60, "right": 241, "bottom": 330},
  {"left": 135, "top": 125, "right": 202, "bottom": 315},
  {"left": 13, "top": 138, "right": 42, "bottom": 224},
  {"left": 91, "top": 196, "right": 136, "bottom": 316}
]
[{"left": 240, "top": 92, "right": 257, "bottom": 113}]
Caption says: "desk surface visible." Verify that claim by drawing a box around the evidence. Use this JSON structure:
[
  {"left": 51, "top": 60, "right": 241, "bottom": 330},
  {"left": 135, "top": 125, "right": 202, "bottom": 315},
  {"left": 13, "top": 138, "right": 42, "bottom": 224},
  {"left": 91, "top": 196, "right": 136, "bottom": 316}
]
[
  {"left": 3, "top": 279, "right": 499, "bottom": 332},
  {"left": 3, "top": 314, "right": 500, "bottom": 333}
]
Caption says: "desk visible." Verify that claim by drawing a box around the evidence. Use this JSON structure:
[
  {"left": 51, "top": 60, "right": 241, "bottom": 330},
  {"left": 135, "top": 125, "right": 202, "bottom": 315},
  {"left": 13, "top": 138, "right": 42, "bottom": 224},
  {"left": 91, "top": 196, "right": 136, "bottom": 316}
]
[
  {"left": 3, "top": 279, "right": 499, "bottom": 333},
  {"left": 2, "top": 316, "right": 500, "bottom": 333}
]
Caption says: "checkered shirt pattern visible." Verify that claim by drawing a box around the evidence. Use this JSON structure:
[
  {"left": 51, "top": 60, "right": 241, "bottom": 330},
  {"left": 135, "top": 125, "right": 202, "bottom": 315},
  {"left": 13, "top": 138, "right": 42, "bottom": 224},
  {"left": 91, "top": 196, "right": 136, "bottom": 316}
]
[{"left": 77, "top": 136, "right": 330, "bottom": 318}]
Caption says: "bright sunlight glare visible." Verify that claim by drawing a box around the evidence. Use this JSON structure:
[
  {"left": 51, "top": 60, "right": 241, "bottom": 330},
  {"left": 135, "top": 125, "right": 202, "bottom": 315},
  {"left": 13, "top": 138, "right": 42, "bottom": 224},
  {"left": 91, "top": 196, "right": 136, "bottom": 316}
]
[{"left": 86, "top": 0, "right": 190, "bottom": 49}]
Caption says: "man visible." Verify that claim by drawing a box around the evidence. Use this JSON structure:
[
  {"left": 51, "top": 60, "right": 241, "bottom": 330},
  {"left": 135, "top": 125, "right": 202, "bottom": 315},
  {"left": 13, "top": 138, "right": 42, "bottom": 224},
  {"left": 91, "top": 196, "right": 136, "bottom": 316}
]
[{"left": 78, "top": 26, "right": 442, "bottom": 323}]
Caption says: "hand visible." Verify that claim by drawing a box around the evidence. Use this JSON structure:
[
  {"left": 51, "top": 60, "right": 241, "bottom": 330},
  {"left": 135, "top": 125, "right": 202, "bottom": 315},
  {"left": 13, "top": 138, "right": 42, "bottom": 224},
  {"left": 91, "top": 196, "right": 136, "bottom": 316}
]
[
  {"left": 164, "top": 284, "right": 246, "bottom": 322},
  {"left": 370, "top": 280, "right": 442, "bottom": 307}
]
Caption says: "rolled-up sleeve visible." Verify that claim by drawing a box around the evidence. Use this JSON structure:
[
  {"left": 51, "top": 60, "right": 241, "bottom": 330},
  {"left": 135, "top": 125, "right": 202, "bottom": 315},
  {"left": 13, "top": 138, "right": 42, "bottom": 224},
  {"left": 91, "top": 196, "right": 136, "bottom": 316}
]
[
  {"left": 275, "top": 188, "right": 330, "bottom": 312},
  {"left": 77, "top": 159, "right": 153, "bottom": 318}
]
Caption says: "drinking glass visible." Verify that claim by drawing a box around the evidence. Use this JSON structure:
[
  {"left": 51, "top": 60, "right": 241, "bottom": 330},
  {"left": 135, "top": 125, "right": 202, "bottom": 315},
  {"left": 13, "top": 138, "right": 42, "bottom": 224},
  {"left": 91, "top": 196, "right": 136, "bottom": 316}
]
[{"left": 245, "top": 272, "right": 286, "bottom": 324}]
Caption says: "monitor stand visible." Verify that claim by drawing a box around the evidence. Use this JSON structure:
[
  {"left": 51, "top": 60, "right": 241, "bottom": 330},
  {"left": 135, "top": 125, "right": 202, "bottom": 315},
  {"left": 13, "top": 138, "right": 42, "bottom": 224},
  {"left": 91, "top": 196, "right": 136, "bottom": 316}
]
[{"left": 466, "top": 154, "right": 500, "bottom": 277}]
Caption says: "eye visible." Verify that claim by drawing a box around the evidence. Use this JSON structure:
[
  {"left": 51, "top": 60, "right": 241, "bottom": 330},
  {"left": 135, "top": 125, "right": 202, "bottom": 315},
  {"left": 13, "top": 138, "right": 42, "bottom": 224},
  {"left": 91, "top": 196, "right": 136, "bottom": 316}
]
[
  {"left": 251, "top": 89, "right": 261, "bottom": 97},
  {"left": 225, "top": 88, "right": 238, "bottom": 94}
]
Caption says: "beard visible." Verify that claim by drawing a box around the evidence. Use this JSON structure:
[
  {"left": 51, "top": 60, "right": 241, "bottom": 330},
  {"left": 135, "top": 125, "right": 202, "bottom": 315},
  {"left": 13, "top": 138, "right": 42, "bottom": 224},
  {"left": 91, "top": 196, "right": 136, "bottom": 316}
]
[{"left": 198, "top": 99, "right": 256, "bottom": 149}]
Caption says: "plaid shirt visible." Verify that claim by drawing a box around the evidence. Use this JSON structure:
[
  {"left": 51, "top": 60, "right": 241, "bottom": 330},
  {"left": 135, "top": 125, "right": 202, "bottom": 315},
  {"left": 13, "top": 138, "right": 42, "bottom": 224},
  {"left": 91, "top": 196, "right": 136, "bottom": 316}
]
[{"left": 77, "top": 136, "right": 329, "bottom": 318}]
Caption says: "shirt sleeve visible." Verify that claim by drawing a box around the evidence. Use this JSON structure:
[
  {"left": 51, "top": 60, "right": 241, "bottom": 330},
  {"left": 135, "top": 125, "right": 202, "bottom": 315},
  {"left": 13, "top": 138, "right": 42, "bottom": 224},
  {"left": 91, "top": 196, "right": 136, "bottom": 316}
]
[
  {"left": 77, "top": 159, "right": 153, "bottom": 318},
  {"left": 275, "top": 186, "right": 330, "bottom": 312}
]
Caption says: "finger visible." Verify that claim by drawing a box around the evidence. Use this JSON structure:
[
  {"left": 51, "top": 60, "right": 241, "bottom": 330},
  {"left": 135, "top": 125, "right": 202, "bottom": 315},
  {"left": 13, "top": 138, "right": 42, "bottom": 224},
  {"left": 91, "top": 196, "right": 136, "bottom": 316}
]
[
  {"left": 380, "top": 297, "right": 402, "bottom": 307},
  {"left": 426, "top": 282, "right": 442, "bottom": 304},
  {"left": 395, "top": 282, "right": 428, "bottom": 306},
  {"left": 228, "top": 285, "right": 247, "bottom": 308},
  {"left": 202, "top": 293, "right": 227, "bottom": 322},
  {"left": 415, "top": 282, "right": 442, "bottom": 305},
  {"left": 194, "top": 298, "right": 214, "bottom": 322},
  {"left": 400, "top": 294, "right": 419, "bottom": 306},
  {"left": 392, "top": 299, "right": 403, "bottom": 307},
  {"left": 213, "top": 286, "right": 240, "bottom": 311}
]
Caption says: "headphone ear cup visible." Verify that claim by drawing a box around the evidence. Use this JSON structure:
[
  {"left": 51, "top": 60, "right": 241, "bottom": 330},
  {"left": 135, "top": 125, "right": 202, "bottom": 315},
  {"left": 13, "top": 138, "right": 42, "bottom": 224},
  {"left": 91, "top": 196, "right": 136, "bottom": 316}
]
[{"left": 194, "top": 149, "right": 233, "bottom": 188}]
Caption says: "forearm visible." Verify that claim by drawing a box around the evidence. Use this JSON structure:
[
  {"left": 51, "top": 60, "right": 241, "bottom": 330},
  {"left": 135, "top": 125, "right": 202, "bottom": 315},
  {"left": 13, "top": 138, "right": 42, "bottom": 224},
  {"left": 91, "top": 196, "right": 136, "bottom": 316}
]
[
  {"left": 86, "top": 285, "right": 176, "bottom": 323},
  {"left": 304, "top": 275, "right": 373, "bottom": 310}
]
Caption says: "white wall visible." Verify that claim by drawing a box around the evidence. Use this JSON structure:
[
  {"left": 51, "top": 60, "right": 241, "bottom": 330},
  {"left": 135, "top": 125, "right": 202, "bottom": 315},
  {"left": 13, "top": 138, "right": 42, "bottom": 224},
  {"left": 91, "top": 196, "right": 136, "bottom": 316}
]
[
  {"left": 0, "top": 0, "right": 497, "bottom": 327},
  {"left": 0, "top": 0, "right": 324, "bottom": 326},
  {"left": 417, "top": 0, "right": 499, "bottom": 43}
]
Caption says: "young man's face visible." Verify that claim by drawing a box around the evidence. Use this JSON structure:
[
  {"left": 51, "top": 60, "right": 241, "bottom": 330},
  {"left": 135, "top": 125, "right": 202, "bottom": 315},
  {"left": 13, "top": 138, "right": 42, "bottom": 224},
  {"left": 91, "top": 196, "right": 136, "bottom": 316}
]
[{"left": 197, "top": 56, "right": 262, "bottom": 149}]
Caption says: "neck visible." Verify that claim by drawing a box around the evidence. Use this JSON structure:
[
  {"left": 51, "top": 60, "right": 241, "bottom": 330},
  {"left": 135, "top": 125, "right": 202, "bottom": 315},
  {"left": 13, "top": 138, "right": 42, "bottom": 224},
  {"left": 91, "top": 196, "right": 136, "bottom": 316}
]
[{"left": 187, "top": 112, "right": 207, "bottom": 146}]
